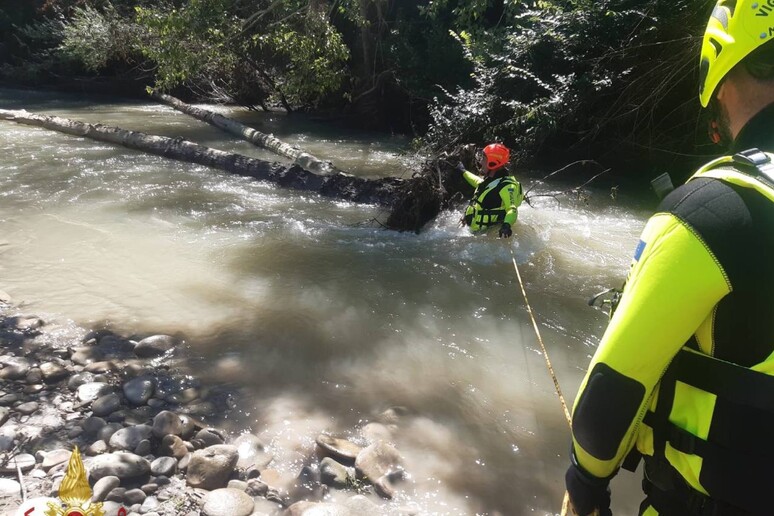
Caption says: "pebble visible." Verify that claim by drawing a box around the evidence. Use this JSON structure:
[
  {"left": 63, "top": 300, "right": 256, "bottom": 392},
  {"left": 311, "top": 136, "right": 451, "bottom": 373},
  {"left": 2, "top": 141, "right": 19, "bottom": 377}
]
[
  {"left": 355, "top": 441, "right": 403, "bottom": 499},
  {"left": 25, "top": 368, "right": 43, "bottom": 384},
  {"left": 0, "top": 364, "right": 29, "bottom": 381},
  {"left": 85, "top": 440, "right": 109, "bottom": 456},
  {"left": 70, "top": 346, "right": 106, "bottom": 366},
  {"left": 23, "top": 384, "right": 44, "bottom": 395},
  {"left": 98, "top": 423, "right": 124, "bottom": 442},
  {"left": 201, "top": 488, "right": 255, "bottom": 516},
  {"left": 82, "top": 416, "right": 107, "bottom": 435},
  {"left": 0, "top": 406, "right": 9, "bottom": 426},
  {"left": 178, "top": 414, "right": 197, "bottom": 439},
  {"left": 98, "top": 335, "right": 136, "bottom": 353},
  {"left": 0, "top": 393, "right": 20, "bottom": 405},
  {"left": 135, "top": 439, "right": 152, "bottom": 456},
  {"left": 123, "top": 488, "right": 147, "bottom": 506},
  {"left": 85, "top": 361, "right": 118, "bottom": 373},
  {"left": 106, "top": 487, "right": 126, "bottom": 502}
]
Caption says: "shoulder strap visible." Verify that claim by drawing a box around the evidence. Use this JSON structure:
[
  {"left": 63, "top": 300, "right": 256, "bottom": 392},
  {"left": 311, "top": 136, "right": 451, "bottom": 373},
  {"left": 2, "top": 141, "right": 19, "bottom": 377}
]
[{"left": 691, "top": 148, "right": 774, "bottom": 201}]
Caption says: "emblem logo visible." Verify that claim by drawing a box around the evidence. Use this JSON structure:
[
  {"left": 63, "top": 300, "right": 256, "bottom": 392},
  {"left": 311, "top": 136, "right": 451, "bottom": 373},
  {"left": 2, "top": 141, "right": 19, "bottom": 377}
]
[{"left": 45, "top": 447, "right": 105, "bottom": 516}]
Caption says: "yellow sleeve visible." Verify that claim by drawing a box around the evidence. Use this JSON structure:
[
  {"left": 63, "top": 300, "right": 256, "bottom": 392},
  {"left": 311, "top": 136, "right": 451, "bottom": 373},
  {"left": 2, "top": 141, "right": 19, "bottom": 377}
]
[
  {"left": 571, "top": 212, "right": 731, "bottom": 479},
  {"left": 463, "top": 170, "right": 483, "bottom": 188},
  {"left": 499, "top": 179, "right": 523, "bottom": 225}
]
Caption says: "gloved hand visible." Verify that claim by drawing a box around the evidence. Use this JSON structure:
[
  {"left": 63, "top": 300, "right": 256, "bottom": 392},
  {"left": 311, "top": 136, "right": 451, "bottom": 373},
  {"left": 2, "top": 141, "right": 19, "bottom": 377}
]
[
  {"left": 456, "top": 162, "right": 466, "bottom": 173},
  {"left": 498, "top": 222, "right": 512, "bottom": 238},
  {"left": 565, "top": 463, "right": 612, "bottom": 516}
]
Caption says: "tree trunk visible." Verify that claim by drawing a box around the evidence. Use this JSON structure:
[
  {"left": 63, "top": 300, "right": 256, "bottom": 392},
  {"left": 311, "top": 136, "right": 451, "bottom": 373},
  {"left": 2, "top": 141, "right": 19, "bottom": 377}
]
[
  {"left": 0, "top": 108, "right": 460, "bottom": 232},
  {"left": 150, "top": 91, "right": 333, "bottom": 174}
]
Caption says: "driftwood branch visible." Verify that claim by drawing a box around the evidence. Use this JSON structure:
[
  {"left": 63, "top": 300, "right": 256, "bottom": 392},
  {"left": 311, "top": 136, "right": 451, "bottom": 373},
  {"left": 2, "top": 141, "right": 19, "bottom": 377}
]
[
  {"left": 150, "top": 91, "right": 334, "bottom": 174},
  {"left": 0, "top": 108, "right": 399, "bottom": 207}
]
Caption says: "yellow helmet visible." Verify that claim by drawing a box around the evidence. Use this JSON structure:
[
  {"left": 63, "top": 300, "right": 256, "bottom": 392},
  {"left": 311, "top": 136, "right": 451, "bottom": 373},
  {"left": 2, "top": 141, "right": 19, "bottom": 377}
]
[{"left": 699, "top": 0, "right": 774, "bottom": 107}]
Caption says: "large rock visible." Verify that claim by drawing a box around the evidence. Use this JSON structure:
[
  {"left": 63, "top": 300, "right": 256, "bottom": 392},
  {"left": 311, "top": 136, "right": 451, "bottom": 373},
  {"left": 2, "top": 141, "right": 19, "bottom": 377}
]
[
  {"left": 201, "top": 488, "right": 255, "bottom": 516},
  {"left": 41, "top": 449, "right": 71, "bottom": 471},
  {"left": 134, "top": 335, "right": 176, "bottom": 358},
  {"left": 186, "top": 445, "right": 239, "bottom": 491},
  {"left": 88, "top": 452, "right": 151, "bottom": 482}
]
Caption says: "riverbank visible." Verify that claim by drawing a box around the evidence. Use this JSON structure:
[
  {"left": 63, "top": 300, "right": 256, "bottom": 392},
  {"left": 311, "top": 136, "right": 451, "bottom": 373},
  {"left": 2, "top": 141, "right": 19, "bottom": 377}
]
[{"left": 0, "top": 291, "right": 416, "bottom": 516}]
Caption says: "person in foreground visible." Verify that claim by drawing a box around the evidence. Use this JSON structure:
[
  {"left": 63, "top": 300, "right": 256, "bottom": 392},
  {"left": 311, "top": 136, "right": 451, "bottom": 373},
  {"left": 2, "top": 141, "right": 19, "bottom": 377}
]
[
  {"left": 458, "top": 143, "right": 523, "bottom": 238},
  {"left": 565, "top": 1, "right": 774, "bottom": 514}
]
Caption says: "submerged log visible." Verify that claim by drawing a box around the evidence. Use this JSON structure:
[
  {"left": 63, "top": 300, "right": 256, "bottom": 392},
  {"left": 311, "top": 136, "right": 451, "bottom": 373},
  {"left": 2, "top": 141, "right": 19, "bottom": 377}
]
[
  {"left": 0, "top": 108, "right": 459, "bottom": 231},
  {"left": 150, "top": 91, "right": 336, "bottom": 175}
]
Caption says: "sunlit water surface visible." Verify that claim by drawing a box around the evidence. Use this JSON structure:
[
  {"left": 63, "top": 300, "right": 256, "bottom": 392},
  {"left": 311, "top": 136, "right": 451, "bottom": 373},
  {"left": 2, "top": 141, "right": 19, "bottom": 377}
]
[{"left": 0, "top": 88, "right": 654, "bottom": 515}]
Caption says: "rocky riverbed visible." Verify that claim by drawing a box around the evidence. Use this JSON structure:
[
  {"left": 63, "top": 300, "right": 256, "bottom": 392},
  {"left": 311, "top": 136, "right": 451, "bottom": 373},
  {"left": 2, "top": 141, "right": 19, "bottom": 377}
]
[{"left": 0, "top": 291, "right": 414, "bottom": 516}]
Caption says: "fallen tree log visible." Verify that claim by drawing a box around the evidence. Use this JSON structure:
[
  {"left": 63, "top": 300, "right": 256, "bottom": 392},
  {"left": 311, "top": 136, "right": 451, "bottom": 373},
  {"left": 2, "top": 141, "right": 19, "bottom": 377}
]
[
  {"left": 0, "top": 108, "right": 463, "bottom": 231},
  {"left": 150, "top": 91, "right": 336, "bottom": 175}
]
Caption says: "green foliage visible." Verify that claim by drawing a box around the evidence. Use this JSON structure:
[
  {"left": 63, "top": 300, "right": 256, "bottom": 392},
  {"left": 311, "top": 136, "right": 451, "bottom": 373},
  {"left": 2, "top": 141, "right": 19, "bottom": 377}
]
[
  {"left": 59, "top": 4, "right": 139, "bottom": 71},
  {"left": 135, "top": 0, "right": 238, "bottom": 91},
  {"left": 423, "top": 0, "right": 717, "bottom": 171}
]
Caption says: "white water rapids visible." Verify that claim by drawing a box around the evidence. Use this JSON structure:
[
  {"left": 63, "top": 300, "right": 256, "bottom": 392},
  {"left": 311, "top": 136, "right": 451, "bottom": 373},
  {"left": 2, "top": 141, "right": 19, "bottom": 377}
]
[{"left": 0, "top": 87, "right": 655, "bottom": 515}]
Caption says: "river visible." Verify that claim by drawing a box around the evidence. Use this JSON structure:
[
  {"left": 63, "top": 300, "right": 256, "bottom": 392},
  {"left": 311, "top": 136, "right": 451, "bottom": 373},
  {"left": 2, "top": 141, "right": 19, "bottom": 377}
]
[{"left": 0, "top": 87, "right": 652, "bottom": 515}]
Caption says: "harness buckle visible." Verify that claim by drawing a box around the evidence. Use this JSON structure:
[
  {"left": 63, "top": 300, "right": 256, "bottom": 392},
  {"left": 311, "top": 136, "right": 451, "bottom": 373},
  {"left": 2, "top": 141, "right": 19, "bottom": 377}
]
[{"left": 732, "top": 148, "right": 774, "bottom": 183}]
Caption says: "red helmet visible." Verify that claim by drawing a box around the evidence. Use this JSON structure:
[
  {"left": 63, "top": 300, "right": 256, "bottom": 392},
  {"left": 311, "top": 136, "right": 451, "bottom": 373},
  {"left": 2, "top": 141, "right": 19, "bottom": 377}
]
[{"left": 482, "top": 143, "right": 510, "bottom": 171}]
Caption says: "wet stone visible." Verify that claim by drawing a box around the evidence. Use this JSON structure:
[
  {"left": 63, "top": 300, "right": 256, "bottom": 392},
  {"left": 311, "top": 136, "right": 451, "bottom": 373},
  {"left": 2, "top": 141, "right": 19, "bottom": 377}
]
[
  {"left": 195, "top": 428, "right": 225, "bottom": 447},
  {"left": 186, "top": 445, "right": 239, "bottom": 491},
  {"left": 316, "top": 434, "right": 362, "bottom": 464},
  {"left": 68, "top": 372, "right": 96, "bottom": 391},
  {"left": 123, "top": 377, "right": 155, "bottom": 406},
  {"left": 82, "top": 416, "right": 107, "bottom": 436},
  {"left": 40, "top": 362, "right": 68, "bottom": 383},
  {"left": 178, "top": 414, "right": 197, "bottom": 439},
  {"left": 92, "top": 393, "right": 122, "bottom": 417},
  {"left": 95, "top": 420, "right": 122, "bottom": 439},
  {"left": 134, "top": 335, "right": 176, "bottom": 358},
  {"left": 85, "top": 361, "right": 118, "bottom": 373},
  {"left": 287, "top": 502, "right": 352, "bottom": 516},
  {"left": 159, "top": 434, "right": 188, "bottom": 459},
  {"left": 98, "top": 335, "right": 136, "bottom": 353},
  {"left": 16, "top": 401, "right": 39, "bottom": 415},
  {"left": 150, "top": 456, "right": 176, "bottom": 477},
  {"left": 201, "top": 488, "right": 255, "bottom": 516},
  {"left": 0, "top": 393, "right": 20, "bottom": 406},
  {"left": 135, "top": 439, "right": 151, "bottom": 456},
  {"left": 152, "top": 410, "right": 181, "bottom": 438},
  {"left": 23, "top": 384, "right": 44, "bottom": 395},
  {"left": 320, "top": 457, "right": 353, "bottom": 489},
  {"left": 233, "top": 433, "right": 272, "bottom": 470},
  {"left": 77, "top": 382, "right": 112, "bottom": 403},
  {"left": 0, "top": 364, "right": 29, "bottom": 381},
  {"left": 354, "top": 441, "right": 403, "bottom": 495},
  {"left": 70, "top": 346, "right": 106, "bottom": 366},
  {"left": 25, "top": 368, "right": 43, "bottom": 384}
]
